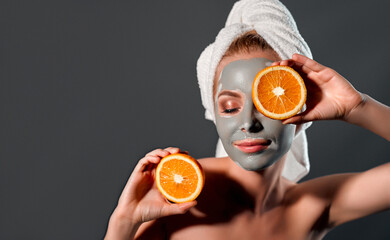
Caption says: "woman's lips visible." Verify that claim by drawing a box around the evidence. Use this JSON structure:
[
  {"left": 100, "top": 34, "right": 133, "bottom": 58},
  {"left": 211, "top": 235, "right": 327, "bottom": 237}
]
[{"left": 233, "top": 139, "right": 271, "bottom": 153}]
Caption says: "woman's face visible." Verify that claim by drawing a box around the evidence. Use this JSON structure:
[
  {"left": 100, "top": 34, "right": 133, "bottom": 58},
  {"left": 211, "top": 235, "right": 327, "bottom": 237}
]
[{"left": 214, "top": 56, "right": 296, "bottom": 171}]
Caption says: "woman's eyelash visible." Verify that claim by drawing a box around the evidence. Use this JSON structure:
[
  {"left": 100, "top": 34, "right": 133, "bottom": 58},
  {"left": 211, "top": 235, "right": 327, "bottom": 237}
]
[{"left": 223, "top": 108, "right": 239, "bottom": 114}]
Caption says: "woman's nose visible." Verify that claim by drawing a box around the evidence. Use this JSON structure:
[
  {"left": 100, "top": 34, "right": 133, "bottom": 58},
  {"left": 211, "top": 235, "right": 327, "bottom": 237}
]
[{"left": 240, "top": 104, "right": 263, "bottom": 133}]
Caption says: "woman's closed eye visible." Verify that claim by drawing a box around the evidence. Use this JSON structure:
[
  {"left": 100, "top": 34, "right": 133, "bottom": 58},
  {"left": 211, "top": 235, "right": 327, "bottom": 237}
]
[
  {"left": 217, "top": 90, "right": 245, "bottom": 116},
  {"left": 218, "top": 99, "right": 243, "bottom": 116},
  {"left": 223, "top": 107, "right": 240, "bottom": 114}
]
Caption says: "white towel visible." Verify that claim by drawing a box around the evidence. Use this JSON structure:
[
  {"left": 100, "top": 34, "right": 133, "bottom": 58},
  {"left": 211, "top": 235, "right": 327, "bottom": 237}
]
[{"left": 197, "top": 0, "right": 312, "bottom": 182}]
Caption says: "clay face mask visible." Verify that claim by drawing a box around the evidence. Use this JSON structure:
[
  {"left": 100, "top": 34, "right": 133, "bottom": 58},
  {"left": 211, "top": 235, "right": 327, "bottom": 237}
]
[{"left": 214, "top": 58, "right": 296, "bottom": 171}]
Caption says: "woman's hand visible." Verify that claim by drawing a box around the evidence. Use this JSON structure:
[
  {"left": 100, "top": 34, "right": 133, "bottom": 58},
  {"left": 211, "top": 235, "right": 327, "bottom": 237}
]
[
  {"left": 115, "top": 147, "right": 196, "bottom": 223},
  {"left": 272, "top": 54, "right": 364, "bottom": 124},
  {"left": 105, "top": 147, "right": 196, "bottom": 239}
]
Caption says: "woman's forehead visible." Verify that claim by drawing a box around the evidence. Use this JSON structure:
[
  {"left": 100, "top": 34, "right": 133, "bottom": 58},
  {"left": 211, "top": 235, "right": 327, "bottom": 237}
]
[
  {"left": 213, "top": 50, "right": 280, "bottom": 97},
  {"left": 216, "top": 50, "right": 280, "bottom": 80},
  {"left": 217, "top": 58, "right": 272, "bottom": 95}
]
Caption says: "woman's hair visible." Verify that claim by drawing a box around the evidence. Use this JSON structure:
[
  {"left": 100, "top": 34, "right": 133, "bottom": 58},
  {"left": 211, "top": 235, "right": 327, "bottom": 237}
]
[{"left": 222, "top": 30, "right": 274, "bottom": 58}]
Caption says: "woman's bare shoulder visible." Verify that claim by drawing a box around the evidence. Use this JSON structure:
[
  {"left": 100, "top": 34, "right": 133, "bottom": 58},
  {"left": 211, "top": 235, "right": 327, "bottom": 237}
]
[
  {"left": 197, "top": 156, "right": 231, "bottom": 172},
  {"left": 285, "top": 173, "right": 356, "bottom": 205}
]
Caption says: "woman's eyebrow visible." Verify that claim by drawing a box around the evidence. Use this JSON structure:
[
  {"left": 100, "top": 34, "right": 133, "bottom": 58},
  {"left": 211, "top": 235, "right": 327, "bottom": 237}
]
[{"left": 218, "top": 90, "right": 242, "bottom": 98}]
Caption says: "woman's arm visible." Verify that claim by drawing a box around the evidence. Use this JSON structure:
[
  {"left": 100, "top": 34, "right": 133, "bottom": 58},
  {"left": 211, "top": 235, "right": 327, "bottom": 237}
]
[
  {"left": 274, "top": 54, "right": 390, "bottom": 226},
  {"left": 327, "top": 162, "right": 390, "bottom": 226}
]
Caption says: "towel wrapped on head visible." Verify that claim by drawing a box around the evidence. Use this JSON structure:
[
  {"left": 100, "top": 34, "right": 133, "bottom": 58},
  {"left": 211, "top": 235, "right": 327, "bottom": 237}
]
[{"left": 196, "top": 0, "right": 312, "bottom": 182}]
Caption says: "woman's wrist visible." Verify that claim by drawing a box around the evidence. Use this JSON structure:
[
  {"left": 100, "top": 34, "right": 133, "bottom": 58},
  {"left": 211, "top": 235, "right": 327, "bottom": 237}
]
[
  {"left": 343, "top": 93, "right": 390, "bottom": 141},
  {"left": 105, "top": 209, "right": 142, "bottom": 240},
  {"left": 343, "top": 92, "right": 367, "bottom": 124}
]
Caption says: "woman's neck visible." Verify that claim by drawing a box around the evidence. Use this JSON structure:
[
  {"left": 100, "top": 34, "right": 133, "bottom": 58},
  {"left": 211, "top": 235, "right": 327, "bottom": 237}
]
[{"left": 226, "top": 155, "right": 291, "bottom": 215}]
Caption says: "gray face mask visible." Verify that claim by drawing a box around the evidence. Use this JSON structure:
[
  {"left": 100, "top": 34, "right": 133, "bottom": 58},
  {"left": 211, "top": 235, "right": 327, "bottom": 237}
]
[{"left": 214, "top": 58, "right": 296, "bottom": 171}]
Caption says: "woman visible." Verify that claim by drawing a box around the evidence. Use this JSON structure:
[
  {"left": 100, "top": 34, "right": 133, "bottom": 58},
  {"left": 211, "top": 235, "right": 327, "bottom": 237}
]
[{"left": 104, "top": 0, "right": 390, "bottom": 239}]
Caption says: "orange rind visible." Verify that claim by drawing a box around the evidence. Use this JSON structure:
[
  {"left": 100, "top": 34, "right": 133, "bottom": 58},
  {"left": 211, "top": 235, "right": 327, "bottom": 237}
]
[
  {"left": 252, "top": 65, "right": 306, "bottom": 120},
  {"left": 155, "top": 153, "right": 204, "bottom": 203}
]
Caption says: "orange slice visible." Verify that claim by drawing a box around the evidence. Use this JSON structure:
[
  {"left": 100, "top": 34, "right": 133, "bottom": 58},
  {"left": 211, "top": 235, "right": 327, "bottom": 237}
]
[
  {"left": 155, "top": 153, "right": 204, "bottom": 203},
  {"left": 252, "top": 65, "right": 306, "bottom": 120}
]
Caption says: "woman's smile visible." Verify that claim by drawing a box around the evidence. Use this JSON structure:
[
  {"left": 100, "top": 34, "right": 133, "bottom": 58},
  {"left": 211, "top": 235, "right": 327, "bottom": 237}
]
[{"left": 233, "top": 138, "right": 271, "bottom": 153}]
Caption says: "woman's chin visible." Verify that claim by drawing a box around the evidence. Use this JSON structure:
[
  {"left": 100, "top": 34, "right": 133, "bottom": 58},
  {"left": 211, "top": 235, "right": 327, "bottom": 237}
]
[{"left": 233, "top": 159, "right": 276, "bottom": 172}]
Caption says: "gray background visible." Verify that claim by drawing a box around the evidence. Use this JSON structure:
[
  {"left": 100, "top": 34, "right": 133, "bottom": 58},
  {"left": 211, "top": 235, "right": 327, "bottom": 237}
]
[{"left": 1, "top": 0, "right": 389, "bottom": 239}]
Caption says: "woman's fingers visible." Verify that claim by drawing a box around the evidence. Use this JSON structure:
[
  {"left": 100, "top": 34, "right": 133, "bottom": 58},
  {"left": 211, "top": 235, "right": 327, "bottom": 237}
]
[
  {"left": 160, "top": 201, "right": 197, "bottom": 217},
  {"left": 129, "top": 147, "right": 184, "bottom": 191},
  {"left": 272, "top": 59, "right": 294, "bottom": 67},
  {"left": 164, "top": 147, "right": 180, "bottom": 154},
  {"left": 282, "top": 104, "right": 324, "bottom": 124},
  {"left": 145, "top": 148, "right": 170, "bottom": 158},
  {"left": 292, "top": 54, "right": 326, "bottom": 72},
  {"left": 282, "top": 114, "right": 306, "bottom": 125},
  {"left": 133, "top": 155, "right": 160, "bottom": 173},
  {"left": 135, "top": 147, "right": 182, "bottom": 173},
  {"left": 144, "top": 147, "right": 180, "bottom": 157},
  {"left": 273, "top": 54, "right": 326, "bottom": 75},
  {"left": 119, "top": 150, "right": 165, "bottom": 203},
  {"left": 272, "top": 58, "right": 315, "bottom": 79}
]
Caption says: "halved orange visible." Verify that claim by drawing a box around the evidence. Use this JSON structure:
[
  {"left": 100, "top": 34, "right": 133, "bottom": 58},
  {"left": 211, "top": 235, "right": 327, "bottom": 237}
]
[
  {"left": 155, "top": 153, "right": 204, "bottom": 203},
  {"left": 252, "top": 65, "right": 306, "bottom": 120}
]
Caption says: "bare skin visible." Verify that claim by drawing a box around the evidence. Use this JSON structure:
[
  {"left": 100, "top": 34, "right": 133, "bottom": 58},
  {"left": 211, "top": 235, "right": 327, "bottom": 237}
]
[{"left": 104, "top": 52, "right": 390, "bottom": 240}]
